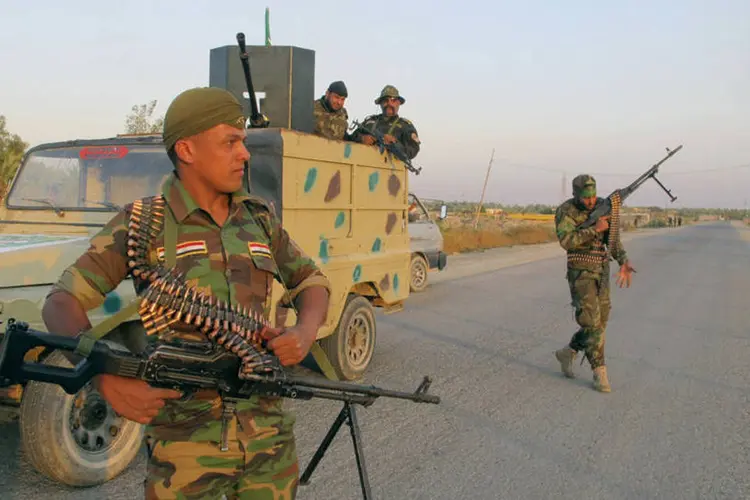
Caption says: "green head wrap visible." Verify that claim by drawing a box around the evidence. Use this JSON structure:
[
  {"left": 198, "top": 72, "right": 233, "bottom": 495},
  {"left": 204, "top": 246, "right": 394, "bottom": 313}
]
[
  {"left": 572, "top": 174, "right": 596, "bottom": 198},
  {"left": 163, "top": 87, "right": 246, "bottom": 151}
]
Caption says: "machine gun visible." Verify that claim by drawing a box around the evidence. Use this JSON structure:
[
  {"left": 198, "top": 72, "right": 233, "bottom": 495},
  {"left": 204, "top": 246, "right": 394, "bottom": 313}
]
[
  {"left": 236, "top": 32, "right": 270, "bottom": 128},
  {"left": 349, "top": 120, "right": 422, "bottom": 175},
  {"left": 0, "top": 318, "right": 439, "bottom": 499},
  {"left": 578, "top": 145, "right": 683, "bottom": 230}
]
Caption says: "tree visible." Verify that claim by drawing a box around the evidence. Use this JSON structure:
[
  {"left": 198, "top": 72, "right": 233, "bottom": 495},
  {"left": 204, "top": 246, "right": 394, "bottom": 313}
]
[
  {"left": 0, "top": 115, "right": 29, "bottom": 200},
  {"left": 124, "top": 100, "right": 164, "bottom": 134}
]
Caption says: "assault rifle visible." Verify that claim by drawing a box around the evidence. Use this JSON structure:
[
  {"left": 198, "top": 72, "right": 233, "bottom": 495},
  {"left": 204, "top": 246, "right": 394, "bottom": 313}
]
[
  {"left": 236, "top": 32, "right": 270, "bottom": 128},
  {"left": 0, "top": 318, "right": 440, "bottom": 499},
  {"left": 578, "top": 145, "right": 683, "bottom": 229},
  {"left": 349, "top": 119, "right": 422, "bottom": 175}
]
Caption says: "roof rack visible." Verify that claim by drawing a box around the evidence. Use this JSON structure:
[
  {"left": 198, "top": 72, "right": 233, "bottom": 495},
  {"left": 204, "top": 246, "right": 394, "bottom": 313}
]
[{"left": 115, "top": 133, "right": 163, "bottom": 138}]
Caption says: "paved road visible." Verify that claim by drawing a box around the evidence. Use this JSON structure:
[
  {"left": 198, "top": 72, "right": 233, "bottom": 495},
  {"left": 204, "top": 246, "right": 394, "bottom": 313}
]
[{"left": 0, "top": 222, "right": 748, "bottom": 499}]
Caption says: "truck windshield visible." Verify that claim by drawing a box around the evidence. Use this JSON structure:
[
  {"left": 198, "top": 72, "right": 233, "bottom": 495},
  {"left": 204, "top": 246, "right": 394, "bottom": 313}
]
[{"left": 6, "top": 144, "right": 174, "bottom": 211}]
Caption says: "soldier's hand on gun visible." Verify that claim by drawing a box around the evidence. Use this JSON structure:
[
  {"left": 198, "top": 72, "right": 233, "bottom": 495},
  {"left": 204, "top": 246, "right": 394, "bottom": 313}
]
[
  {"left": 383, "top": 134, "right": 397, "bottom": 144},
  {"left": 360, "top": 135, "right": 376, "bottom": 146},
  {"left": 616, "top": 260, "right": 636, "bottom": 288},
  {"left": 95, "top": 374, "right": 183, "bottom": 425},
  {"left": 595, "top": 216, "right": 610, "bottom": 232},
  {"left": 262, "top": 324, "right": 316, "bottom": 366}
]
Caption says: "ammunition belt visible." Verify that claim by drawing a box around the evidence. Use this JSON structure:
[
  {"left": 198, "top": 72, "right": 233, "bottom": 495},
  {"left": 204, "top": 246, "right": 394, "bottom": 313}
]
[
  {"left": 608, "top": 191, "right": 623, "bottom": 258},
  {"left": 566, "top": 191, "right": 624, "bottom": 267},
  {"left": 125, "top": 195, "right": 280, "bottom": 378},
  {"left": 567, "top": 251, "right": 608, "bottom": 266}
]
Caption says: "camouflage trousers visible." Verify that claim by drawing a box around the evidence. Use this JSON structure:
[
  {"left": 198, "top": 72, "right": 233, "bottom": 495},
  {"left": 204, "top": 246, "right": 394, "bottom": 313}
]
[
  {"left": 143, "top": 391, "right": 299, "bottom": 500},
  {"left": 566, "top": 267, "right": 611, "bottom": 369}
]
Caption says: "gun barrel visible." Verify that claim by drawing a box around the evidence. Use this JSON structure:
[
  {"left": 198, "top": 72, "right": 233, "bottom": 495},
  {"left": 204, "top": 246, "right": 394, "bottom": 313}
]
[
  {"left": 286, "top": 374, "right": 441, "bottom": 404},
  {"left": 235, "top": 31, "right": 263, "bottom": 125},
  {"left": 236, "top": 32, "right": 246, "bottom": 53},
  {"left": 623, "top": 144, "right": 683, "bottom": 196}
]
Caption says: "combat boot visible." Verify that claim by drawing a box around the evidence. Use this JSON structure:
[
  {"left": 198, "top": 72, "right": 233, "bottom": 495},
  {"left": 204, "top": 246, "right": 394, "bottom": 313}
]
[
  {"left": 554, "top": 347, "right": 577, "bottom": 378},
  {"left": 593, "top": 366, "right": 611, "bottom": 392}
]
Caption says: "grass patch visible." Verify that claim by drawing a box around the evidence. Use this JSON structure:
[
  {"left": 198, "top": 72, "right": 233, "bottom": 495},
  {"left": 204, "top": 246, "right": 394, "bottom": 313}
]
[{"left": 441, "top": 223, "right": 557, "bottom": 254}]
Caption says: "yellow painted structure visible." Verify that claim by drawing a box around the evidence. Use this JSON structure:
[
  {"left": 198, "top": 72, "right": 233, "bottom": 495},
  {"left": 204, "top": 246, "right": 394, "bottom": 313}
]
[
  {"left": 504, "top": 213, "right": 555, "bottom": 222},
  {"left": 246, "top": 129, "right": 412, "bottom": 367}
]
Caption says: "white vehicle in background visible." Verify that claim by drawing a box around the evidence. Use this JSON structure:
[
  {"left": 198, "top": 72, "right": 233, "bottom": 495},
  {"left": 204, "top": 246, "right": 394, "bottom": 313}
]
[{"left": 407, "top": 193, "right": 447, "bottom": 292}]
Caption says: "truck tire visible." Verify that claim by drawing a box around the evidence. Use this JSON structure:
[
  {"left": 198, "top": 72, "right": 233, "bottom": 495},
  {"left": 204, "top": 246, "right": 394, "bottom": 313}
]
[
  {"left": 18, "top": 350, "right": 144, "bottom": 487},
  {"left": 409, "top": 254, "right": 429, "bottom": 293},
  {"left": 320, "top": 295, "right": 376, "bottom": 381}
]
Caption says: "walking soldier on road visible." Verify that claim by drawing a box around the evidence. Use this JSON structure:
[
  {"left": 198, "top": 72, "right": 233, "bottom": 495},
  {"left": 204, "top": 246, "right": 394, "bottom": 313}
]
[
  {"left": 40, "top": 86, "right": 332, "bottom": 499},
  {"left": 553, "top": 174, "right": 635, "bottom": 392}
]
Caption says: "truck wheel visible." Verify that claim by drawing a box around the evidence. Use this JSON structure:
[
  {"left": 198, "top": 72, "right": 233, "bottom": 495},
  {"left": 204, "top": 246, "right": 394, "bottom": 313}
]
[
  {"left": 409, "top": 254, "right": 429, "bottom": 293},
  {"left": 320, "top": 295, "right": 376, "bottom": 381},
  {"left": 18, "top": 350, "right": 144, "bottom": 487}
]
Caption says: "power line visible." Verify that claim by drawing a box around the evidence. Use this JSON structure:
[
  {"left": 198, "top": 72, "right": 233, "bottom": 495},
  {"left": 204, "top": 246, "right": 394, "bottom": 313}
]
[{"left": 495, "top": 158, "right": 750, "bottom": 177}]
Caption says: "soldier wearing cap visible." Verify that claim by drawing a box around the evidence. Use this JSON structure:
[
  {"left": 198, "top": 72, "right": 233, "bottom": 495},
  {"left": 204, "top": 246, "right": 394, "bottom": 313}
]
[
  {"left": 553, "top": 174, "right": 635, "bottom": 393},
  {"left": 313, "top": 80, "right": 350, "bottom": 141},
  {"left": 351, "top": 85, "right": 421, "bottom": 160},
  {"left": 41, "top": 86, "right": 331, "bottom": 499}
]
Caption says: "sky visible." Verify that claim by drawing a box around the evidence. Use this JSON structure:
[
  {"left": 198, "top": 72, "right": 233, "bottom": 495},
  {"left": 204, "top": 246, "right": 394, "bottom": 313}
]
[{"left": 1, "top": 0, "right": 748, "bottom": 209}]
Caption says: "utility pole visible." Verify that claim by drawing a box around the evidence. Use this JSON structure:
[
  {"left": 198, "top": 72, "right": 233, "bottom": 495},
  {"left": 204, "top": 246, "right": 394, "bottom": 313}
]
[
  {"left": 474, "top": 148, "right": 495, "bottom": 228},
  {"left": 561, "top": 172, "right": 567, "bottom": 202}
]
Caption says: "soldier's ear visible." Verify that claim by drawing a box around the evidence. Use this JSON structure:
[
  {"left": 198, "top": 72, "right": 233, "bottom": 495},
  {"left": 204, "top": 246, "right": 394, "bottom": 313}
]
[{"left": 173, "top": 138, "right": 196, "bottom": 166}]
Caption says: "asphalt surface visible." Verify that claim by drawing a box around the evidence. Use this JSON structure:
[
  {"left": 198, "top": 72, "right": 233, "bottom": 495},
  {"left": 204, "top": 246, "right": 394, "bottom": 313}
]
[{"left": 0, "top": 222, "right": 748, "bottom": 499}]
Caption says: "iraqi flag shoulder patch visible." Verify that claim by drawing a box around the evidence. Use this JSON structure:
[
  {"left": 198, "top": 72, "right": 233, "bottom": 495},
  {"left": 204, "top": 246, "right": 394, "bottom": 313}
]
[
  {"left": 248, "top": 241, "right": 273, "bottom": 258},
  {"left": 157, "top": 240, "right": 209, "bottom": 261}
]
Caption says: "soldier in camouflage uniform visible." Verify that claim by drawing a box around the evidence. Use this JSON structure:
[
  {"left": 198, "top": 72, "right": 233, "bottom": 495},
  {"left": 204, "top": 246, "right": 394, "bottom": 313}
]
[
  {"left": 313, "top": 80, "right": 350, "bottom": 141},
  {"left": 350, "top": 85, "right": 421, "bottom": 160},
  {"left": 41, "top": 86, "right": 332, "bottom": 499},
  {"left": 553, "top": 174, "right": 635, "bottom": 393}
]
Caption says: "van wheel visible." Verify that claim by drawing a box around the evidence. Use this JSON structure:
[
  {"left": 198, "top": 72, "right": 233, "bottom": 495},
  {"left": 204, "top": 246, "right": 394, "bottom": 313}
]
[
  {"left": 409, "top": 254, "right": 429, "bottom": 293},
  {"left": 320, "top": 296, "right": 376, "bottom": 381},
  {"left": 18, "top": 350, "right": 144, "bottom": 487}
]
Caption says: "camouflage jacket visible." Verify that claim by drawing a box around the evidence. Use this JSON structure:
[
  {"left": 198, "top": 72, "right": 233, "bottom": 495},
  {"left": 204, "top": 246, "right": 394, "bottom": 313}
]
[
  {"left": 554, "top": 197, "right": 628, "bottom": 272},
  {"left": 313, "top": 97, "right": 349, "bottom": 140},
  {"left": 49, "top": 173, "right": 332, "bottom": 442},
  {"left": 351, "top": 113, "right": 420, "bottom": 159}
]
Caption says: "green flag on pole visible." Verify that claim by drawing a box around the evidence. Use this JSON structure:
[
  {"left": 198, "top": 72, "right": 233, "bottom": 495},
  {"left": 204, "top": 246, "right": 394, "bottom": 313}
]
[{"left": 265, "top": 7, "right": 271, "bottom": 46}]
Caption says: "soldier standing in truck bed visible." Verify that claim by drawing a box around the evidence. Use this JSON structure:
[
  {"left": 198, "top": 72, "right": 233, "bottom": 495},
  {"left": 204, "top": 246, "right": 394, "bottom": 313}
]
[
  {"left": 350, "top": 85, "right": 421, "bottom": 160},
  {"left": 313, "top": 80, "right": 350, "bottom": 141}
]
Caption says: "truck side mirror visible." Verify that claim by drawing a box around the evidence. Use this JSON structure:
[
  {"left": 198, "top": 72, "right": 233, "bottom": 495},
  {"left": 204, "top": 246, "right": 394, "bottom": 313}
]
[{"left": 439, "top": 205, "right": 447, "bottom": 220}]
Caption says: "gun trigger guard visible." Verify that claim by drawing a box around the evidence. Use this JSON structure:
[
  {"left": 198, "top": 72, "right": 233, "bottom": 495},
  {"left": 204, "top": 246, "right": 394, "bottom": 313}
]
[{"left": 178, "top": 388, "right": 195, "bottom": 402}]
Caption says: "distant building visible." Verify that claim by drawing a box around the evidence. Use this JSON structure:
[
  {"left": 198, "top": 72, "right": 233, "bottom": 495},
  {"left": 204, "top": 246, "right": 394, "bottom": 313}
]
[{"left": 621, "top": 212, "right": 650, "bottom": 227}]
